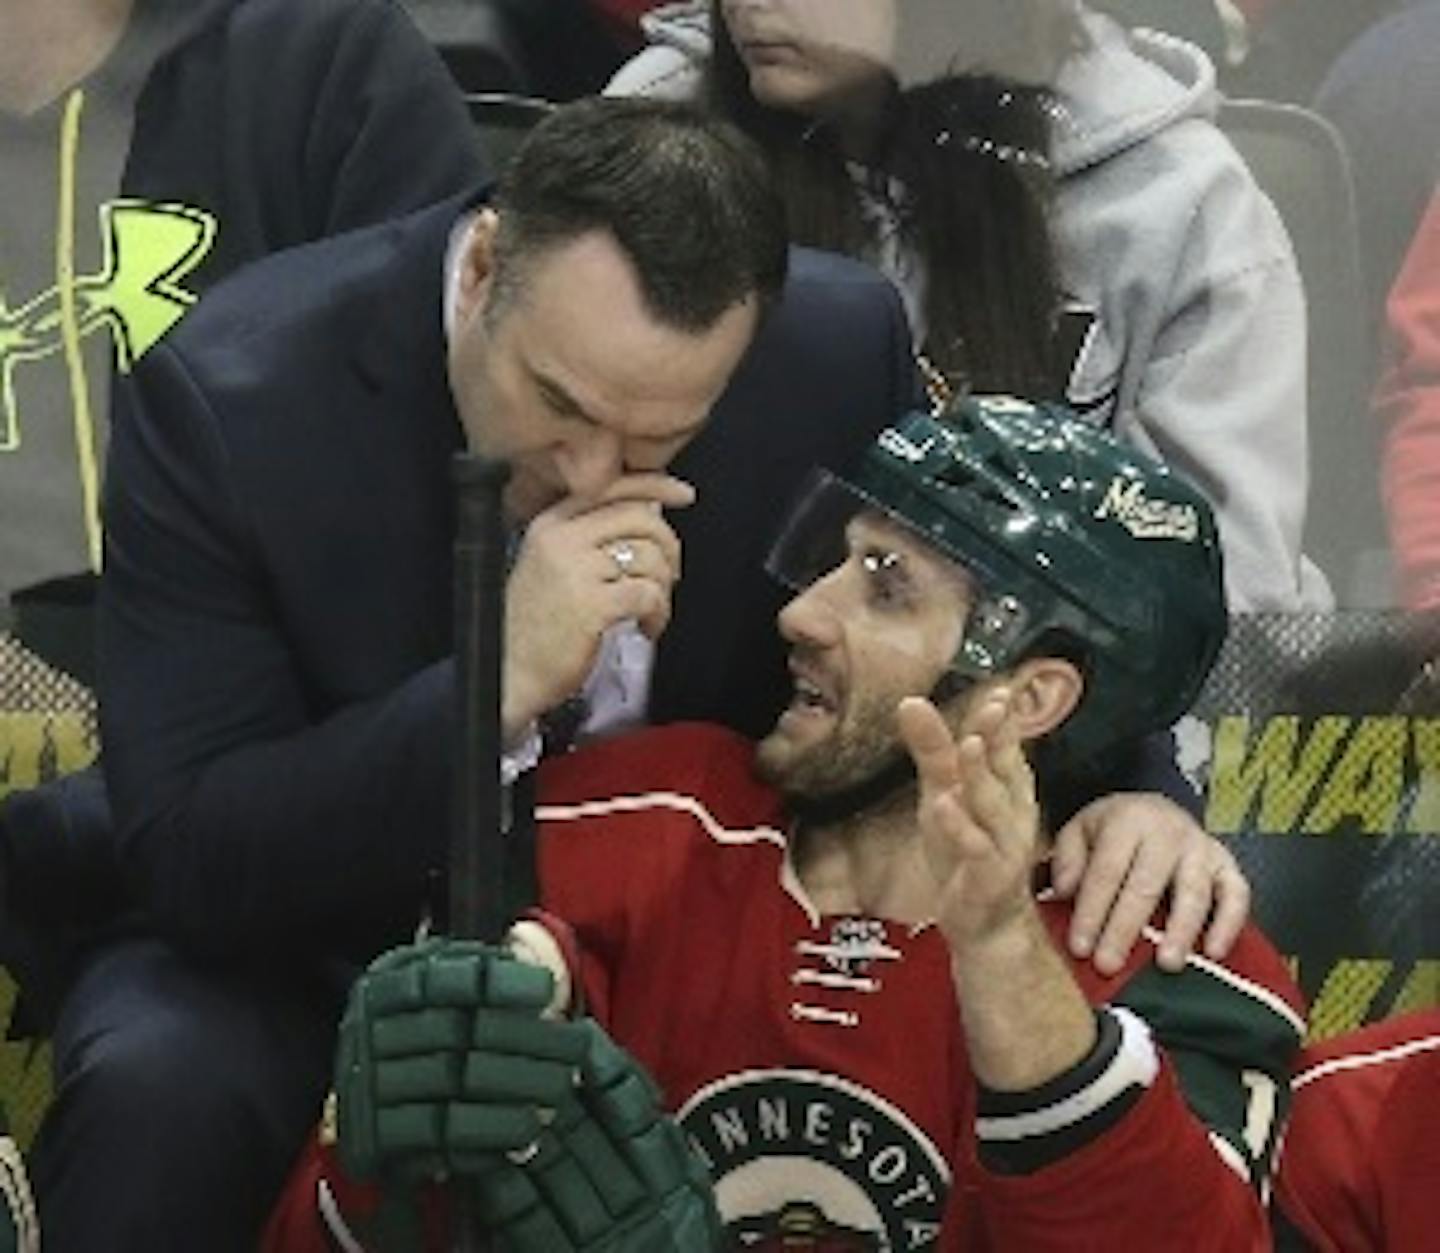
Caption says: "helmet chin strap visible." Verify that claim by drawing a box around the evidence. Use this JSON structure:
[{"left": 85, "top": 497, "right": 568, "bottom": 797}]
[{"left": 788, "top": 669, "right": 975, "bottom": 828}]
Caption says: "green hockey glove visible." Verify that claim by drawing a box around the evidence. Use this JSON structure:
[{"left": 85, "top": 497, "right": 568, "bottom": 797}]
[
  {"left": 336, "top": 938, "right": 591, "bottom": 1185},
  {"left": 467, "top": 1019, "right": 723, "bottom": 1252}
]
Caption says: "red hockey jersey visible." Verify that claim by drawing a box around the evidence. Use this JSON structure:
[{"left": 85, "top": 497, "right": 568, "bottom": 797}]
[
  {"left": 1275, "top": 1009, "right": 1440, "bottom": 1252},
  {"left": 265, "top": 724, "right": 1305, "bottom": 1252}
]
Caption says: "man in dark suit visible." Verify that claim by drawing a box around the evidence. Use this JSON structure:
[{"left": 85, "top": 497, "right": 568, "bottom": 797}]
[
  {"left": 97, "top": 96, "right": 794, "bottom": 962},
  {"left": 40, "top": 97, "right": 1242, "bottom": 1250},
  {"left": 41, "top": 95, "right": 789, "bottom": 1253}
]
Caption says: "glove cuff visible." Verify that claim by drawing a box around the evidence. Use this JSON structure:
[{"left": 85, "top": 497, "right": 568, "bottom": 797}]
[{"left": 508, "top": 909, "right": 581, "bottom": 1017}]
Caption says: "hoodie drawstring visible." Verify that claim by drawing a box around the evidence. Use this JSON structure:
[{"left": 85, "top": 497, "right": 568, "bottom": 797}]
[{"left": 56, "top": 87, "right": 104, "bottom": 574}]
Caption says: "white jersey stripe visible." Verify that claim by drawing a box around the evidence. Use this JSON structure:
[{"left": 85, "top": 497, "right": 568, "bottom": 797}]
[
  {"left": 1293, "top": 1031, "right": 1440, "bottom": 1091},
  {"left": 537, "top": 792, "right": 787, "bottom": 849},
  {"left": 792, "top": 968, "right": 879, "bottom": 993},
  {"left": 318, "top": 1179, "right": 367, "bottom": 1253},
  {"left": 539, "top": 790, "right": 820, "bottom": 922},
  {"left": 976, "top": 1008, "right": 1159, "bottom": 1142},
  {"left": 1208, "top": 1131, "right": 1253, "bottom": 1183},
  {"left": 1140, "top": 925, "right": 1307, "bottom": 1038}
]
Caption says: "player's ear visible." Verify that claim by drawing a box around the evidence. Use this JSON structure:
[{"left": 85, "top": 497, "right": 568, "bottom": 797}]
[
  {"left": 455, "top": 208, "right": 501, "bottom": 324},
  {"left": 1005, "top": 656, "right": 1083, "bottom": 743}
]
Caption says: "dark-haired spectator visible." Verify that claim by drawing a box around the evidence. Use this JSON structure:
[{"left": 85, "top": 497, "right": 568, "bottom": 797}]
[{"left": 611, "top": 0, "right": 1327, "bottom": 610}]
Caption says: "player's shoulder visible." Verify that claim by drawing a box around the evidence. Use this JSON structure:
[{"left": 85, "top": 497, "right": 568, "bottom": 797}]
[
  {"left": 1042, "top": 899, "right": 1306, "bottom": 1058},
  {"left": 535, "top": 726, "right": 787, "bottom": 938},
  {"left": 1204, "top": 920, "right": 1307, "bottom": 1016},
  {"left": 537, "top": 722, "right": 782, "bottom": 823},
  {"left": 1128, "top": 921, "right": 1306, "bottom": 1063},
  {"left": 536, "top": 725, "right": 790, "bottom": 903},
  {"left": 1280, "top": 1009, "right": 1440, "bottom": 1242}
]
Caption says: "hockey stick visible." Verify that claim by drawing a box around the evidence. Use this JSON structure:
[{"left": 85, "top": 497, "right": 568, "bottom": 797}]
[{"left": 448, "top": 451, "right": 512, "bottom": 1253}]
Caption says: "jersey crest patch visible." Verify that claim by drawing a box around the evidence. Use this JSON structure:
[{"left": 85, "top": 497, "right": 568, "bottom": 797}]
[
  {"left": 679, "top": 1069, "right": 949, "bottom": 1251},
  {"left": 822, "top": 919, "right": 893, "bottom": 977}
]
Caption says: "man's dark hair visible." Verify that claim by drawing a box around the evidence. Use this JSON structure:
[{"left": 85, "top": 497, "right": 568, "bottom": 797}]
[
  {"left": 489, "top": 96, "right": 788, "bottom": 331},
  {"left": 705, "top": 0, "right": 1072, "bottom": 397}
]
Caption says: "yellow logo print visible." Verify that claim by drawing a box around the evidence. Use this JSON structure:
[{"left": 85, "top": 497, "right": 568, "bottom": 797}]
[
  {"left": 0, "top": 712, "right": 97, "bottom": 801},
  {"left": 0, "top": 199, "right": 217, "bottom": 449}
]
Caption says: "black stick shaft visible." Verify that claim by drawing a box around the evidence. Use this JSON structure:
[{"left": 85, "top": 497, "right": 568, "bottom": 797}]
[
  {"left": 450, "top": 452, "right": 511, "bottom": 941},
  {"left": 449, "top": 452, "right": 511, "bottom": 1253}
]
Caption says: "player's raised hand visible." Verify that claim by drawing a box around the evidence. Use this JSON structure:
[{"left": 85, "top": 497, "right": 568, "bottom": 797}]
[
  {"left": 897, "top": 688, "right": 1041, "bottom": 950},
  {"left": 502, "top": 472, "right": 693, "bottom": 738}
]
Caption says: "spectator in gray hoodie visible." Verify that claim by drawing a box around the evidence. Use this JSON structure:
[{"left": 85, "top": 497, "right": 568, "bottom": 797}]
[{"left": 609, "top": 0, "right": 1328, "bottom": 610}]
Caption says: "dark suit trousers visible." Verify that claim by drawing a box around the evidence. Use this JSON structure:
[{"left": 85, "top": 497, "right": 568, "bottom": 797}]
[{"left": 31, "top": 938, "right": 341, "bottom": 1252}]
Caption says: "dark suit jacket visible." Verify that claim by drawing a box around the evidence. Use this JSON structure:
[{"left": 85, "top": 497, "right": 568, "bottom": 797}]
[{"left": 98, "top": 192, "right": 922, "bottom": 956}]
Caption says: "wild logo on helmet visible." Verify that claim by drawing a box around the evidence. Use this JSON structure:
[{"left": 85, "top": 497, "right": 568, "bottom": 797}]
[{"left": 1093, "top": 478, "right": 1200, "bottom": 543}]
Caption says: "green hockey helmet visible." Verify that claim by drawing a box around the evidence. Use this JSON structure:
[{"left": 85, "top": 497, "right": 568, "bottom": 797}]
[{"left": 766, "top": 395, "right": 1228, "bottom": 766}]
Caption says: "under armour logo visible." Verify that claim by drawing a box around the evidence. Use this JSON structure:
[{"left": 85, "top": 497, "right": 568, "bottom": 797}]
[{"left": 0, "top": 199, "right": 217, "bottom": 449}]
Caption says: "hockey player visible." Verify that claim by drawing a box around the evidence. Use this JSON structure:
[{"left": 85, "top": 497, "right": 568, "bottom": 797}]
[
  {"left": 264, "top": 395, "right": 1305, "bottom": 1251},
  {"left": 1273, "top": 1008, "right": 1440, "bottom": 1252}
]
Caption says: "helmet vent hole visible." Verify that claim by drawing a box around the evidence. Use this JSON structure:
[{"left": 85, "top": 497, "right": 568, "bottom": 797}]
[
  {"left": 938, "top": 464, "right": 976, "bottom": 490},
  {"left": 936, "top": 461, "right": 1018, "bottom": 512}
]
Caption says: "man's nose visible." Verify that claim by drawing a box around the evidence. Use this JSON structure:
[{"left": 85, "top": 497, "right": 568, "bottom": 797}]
[
  {"left": 556, "top": 427, "right": 623, "bottom": 499},
  {"left": 778, "top": 572, "right": 845, "bottom": 646}
]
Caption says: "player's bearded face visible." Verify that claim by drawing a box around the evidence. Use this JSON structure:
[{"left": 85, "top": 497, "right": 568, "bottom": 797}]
[{"left": 757, "top": 512, "right": 971, "bottom": 799}]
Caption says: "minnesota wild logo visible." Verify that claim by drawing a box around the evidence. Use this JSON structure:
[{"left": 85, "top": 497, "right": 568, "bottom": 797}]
[{"left": 680, "top": 1069, "right": 949, "bottom": 1251}]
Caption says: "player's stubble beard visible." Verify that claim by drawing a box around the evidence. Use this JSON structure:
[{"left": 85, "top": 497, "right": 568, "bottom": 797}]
[
  {"left": 756, "top": 663, "right": 972, "bottom": 826},
  {"left": 757, "top": 684, "right": 905, "bottom": 799}
]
